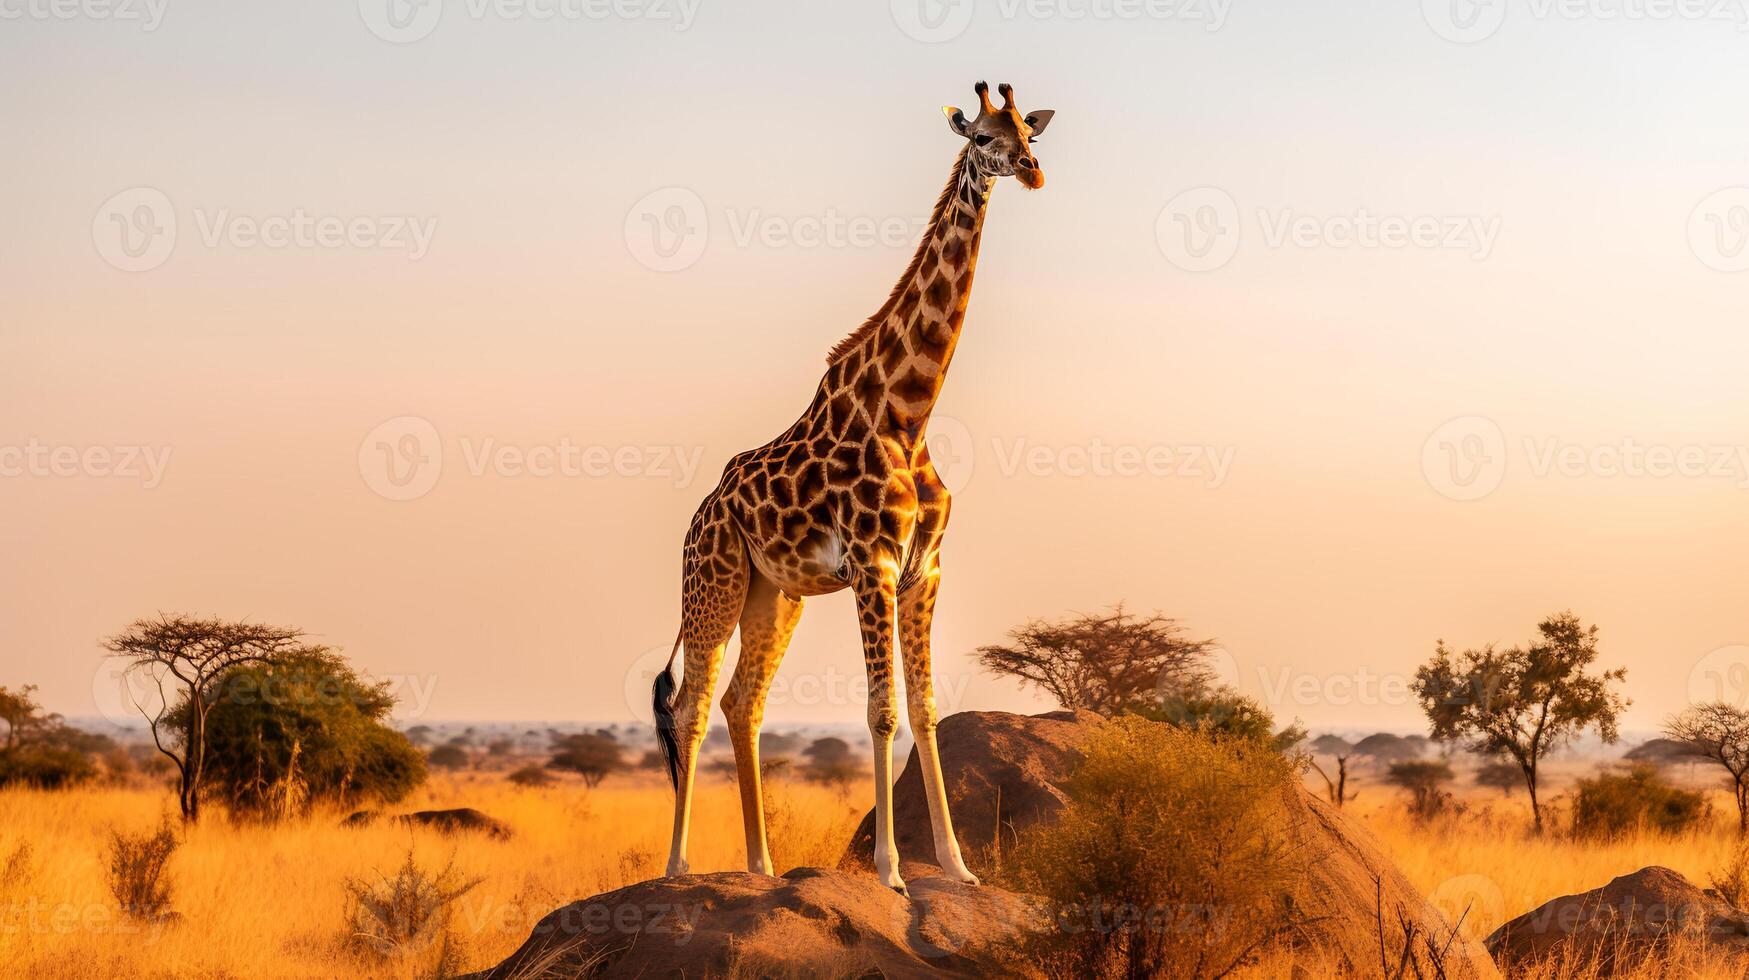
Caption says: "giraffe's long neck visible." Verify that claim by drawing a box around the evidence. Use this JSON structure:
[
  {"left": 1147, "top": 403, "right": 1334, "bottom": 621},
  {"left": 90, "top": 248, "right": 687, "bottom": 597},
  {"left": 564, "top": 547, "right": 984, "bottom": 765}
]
[{"left": 824, "top": 148, "right": 994, "bottom": 442}]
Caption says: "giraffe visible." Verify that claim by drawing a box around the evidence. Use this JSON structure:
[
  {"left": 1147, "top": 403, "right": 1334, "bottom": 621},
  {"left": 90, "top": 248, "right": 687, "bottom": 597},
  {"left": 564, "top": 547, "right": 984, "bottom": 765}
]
[{"left": 651, "top": 81, "right": 1055, "bottom": 896}]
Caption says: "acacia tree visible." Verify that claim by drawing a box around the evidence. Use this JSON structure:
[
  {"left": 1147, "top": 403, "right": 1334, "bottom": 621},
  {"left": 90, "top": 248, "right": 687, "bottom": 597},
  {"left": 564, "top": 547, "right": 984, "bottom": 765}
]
[
  {"left": 1665, "top": 702, "right": 1749, "bottom": 833},
  {"left": 105, "top": 615, "right": 306, "bottom": 822},
  {"left": 977, "top": 605, "right": 1215, "bottom": 715},
  {"left": 1411, "top": 612, "right": 1628, "bottom": 832},
  {"left": 546, "top": 732, "right": 626, "bottom": 788}
]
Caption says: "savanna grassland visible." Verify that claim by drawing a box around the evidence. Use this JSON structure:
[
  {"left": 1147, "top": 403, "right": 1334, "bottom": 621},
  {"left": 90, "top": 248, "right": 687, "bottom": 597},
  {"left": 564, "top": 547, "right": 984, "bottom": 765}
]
[{"left": 1, "top": 762, "right": 1741, "bottom": 979}]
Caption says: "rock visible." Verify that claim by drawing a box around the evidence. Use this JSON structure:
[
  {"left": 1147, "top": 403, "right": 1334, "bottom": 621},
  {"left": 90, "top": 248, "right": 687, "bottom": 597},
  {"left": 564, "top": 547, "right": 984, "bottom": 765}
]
[
  {"left": 844, "top": 710, "right": 1499, "bottom": 979},
  {"left": 472, "top": 863, "right": 1038, "bottom": 979},
  {"left": 1487, "top": 866, "right": 1749, "bottom": 972},
  {"left": 341, "top": 807, "right": 512, "bottom": 839},
  {"left": 481, "top": 710, "right": 1498, "bottom": 978},
  {"left": 844, "top": 709, "right": 1094, "bottom": 866}
]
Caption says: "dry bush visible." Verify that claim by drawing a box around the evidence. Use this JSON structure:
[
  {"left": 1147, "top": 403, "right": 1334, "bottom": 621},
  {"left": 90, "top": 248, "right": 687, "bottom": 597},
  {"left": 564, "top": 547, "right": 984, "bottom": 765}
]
[
  {"left": 1010, "top": 715, "right": 1307, "bottom": 979},
  {"left": 507, "top": 766, "right": 553, "bottom": 788},
  {"left": 1571, "top": 764, "right": 1707, "bottom": 840},
  {"left": 106, "top": 820, "right": 178, "bottom": 921},
  {"left": 1710, "top": 839, "right": 1749, "bottom": 911},
  {"left": 344, "top": 849, "right": 483, "bottom": 962},
  {"left": 0, "top": 840, "right": 33, "bottom": 895}
]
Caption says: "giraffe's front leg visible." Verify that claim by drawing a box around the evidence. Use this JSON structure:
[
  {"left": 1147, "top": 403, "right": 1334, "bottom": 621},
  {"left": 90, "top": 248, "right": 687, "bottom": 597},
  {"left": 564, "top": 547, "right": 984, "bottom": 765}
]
[
  {"left": 852, "top": 567, "right": 907, "bottom": 896},
  {"left": 898, "top": 556, "right": 979, "bottom": 886}
]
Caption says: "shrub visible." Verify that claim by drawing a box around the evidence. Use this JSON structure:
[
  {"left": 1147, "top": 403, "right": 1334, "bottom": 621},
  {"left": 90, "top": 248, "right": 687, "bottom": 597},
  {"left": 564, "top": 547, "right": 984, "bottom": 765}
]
[
  {"left": 507, "top": 765, "right": 553, "bottom": 788},
  {"left": 1571, "top": 764, "right": 1707, "bottom": 839},
  {"left": 344, "top": 850, "right": 482, "bottom": 960},
  {"left": 1386, "top": 760, "right": 1457, "bottom": 822},
  {"left": 1011, "top": 715, "right": 1307, "bottom": 979},
  {"left": 427, "top": 744, "right": 470, "bottom": 771},
  {"left": 0, "top": 841, "right": 33, "bottom": 897},
  {"left": 169, "top": 649, "right": 427, "bottom": 819},
  {"left": 107, "top": 821, "right": 178, "bottom": 921},
  {"left": 1143, "top": 686, "right": 1303, "bottom": 751},
  {"left": 1711, "top": 841, "right": 1749, "bottom": 911},
  {"left": 0, "top": 685, "right": 106, "bottom": 789}
]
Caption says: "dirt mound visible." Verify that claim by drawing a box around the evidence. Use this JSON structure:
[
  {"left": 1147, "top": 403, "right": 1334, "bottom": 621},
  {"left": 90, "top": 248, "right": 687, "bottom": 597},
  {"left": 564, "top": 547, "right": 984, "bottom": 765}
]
[
  {"left": 844, "top": 710, "right": 1499, "bottom": 979},
  {"left": 472, "top": 864, "right": 1037, "bottom": 979},
  {"left": 341, "top": 807, "right": 512, "bottom": 839},
  {"left": 844, "top": 709, "right": 1093, "bottom": 866},
  {"left": 1487, "top": 865, "right": 1749, "bottom": 972}
]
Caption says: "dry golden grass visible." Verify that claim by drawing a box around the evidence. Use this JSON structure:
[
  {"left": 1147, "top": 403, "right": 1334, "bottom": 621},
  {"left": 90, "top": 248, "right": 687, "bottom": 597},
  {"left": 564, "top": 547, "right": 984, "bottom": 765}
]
[
  {"left": 3, "top": 762, "right": 1743, "bottom": 979},
  {"left": 0, "top": 770, "right": 867, "bottom": 979}
]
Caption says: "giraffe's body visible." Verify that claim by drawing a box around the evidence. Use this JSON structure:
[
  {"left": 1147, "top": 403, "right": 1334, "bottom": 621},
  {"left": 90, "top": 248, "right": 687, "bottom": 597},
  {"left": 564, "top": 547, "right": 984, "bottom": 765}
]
[{"left": 654, "top": 83, "right": 1054, "bottom": 895}]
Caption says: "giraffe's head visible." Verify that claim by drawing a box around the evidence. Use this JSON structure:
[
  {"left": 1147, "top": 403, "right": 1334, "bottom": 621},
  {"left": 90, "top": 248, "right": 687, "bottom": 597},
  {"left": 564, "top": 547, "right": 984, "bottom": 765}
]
[{"left": 943, "top": 81, "right": 1055, "bottom": 190}]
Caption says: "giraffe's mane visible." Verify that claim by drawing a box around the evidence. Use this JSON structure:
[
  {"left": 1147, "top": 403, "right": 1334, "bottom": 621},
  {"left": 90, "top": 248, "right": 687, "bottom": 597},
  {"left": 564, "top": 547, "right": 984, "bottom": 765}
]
[{"left": 826, "top": 147, "right": 971, "bottom": 365}]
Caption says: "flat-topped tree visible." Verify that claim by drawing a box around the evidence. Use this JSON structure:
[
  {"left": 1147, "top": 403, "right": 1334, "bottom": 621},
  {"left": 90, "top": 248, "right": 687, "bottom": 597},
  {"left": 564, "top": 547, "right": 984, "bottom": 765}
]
[
  {"left": 1665, "top": 702, "right": 1749, "bottom": 834},
  {"left": 1411, "top": 611, "right": 1628, "bottom": 832},
  {"left": 104, "top": 614, "right": 306, "bottom": 822}
]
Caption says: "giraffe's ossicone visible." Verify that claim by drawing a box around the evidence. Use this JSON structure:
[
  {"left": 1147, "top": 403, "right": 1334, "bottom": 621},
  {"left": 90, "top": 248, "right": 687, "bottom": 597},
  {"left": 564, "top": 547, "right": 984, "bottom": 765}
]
[{"left": 652, "top": 81, "right": 1056, "bottom": 897}]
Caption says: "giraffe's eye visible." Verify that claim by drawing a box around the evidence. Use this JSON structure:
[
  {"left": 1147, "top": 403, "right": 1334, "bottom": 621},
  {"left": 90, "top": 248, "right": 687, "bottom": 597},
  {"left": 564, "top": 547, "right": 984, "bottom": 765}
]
[{"left": 973, "top": 134, "right": 994, "bottom": 147}]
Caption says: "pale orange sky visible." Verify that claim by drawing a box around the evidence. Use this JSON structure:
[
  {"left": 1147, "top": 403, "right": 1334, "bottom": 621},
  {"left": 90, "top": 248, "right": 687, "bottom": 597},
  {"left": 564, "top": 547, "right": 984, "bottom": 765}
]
[{"left": 3, "top": 1, "right": 1746, "bottom": 735}]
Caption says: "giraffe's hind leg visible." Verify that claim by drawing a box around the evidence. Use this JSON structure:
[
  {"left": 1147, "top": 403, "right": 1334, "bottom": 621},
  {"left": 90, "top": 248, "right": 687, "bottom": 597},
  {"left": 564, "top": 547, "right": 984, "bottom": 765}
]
[
  {"left": 664, "top": 508, "right": 749, "bottom": 878},
  {"left": 721, "top": 570, "right": 803, "bottom": 875}
]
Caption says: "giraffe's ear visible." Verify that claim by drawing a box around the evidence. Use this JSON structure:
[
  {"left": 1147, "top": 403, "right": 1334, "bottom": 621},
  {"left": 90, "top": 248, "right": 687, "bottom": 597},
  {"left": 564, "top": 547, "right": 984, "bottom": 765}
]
[
  {"left": 942, "top": 106, "right": 972, "bottom": 138},
  {"left": 1023, "top": 109, "right": 1055, "bottom": 136}
]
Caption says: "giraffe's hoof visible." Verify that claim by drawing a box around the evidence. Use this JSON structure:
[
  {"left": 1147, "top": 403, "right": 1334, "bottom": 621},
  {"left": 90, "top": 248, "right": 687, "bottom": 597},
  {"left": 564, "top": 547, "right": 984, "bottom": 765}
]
[{"left": 891, "top": 883, "right": 910, "bottom": 899}]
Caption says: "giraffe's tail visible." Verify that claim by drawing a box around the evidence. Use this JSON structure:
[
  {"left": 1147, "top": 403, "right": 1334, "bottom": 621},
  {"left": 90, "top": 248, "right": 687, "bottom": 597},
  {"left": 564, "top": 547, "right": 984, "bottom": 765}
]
[{"left": 652, "top": 626, "right": 683, "bottom": 791}]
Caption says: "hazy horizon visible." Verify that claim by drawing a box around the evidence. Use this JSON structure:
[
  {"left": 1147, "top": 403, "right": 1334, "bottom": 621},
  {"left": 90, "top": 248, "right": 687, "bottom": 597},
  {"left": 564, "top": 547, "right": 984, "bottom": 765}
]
[{"left": 5, "top": 0, "right": 1747, "bottom": 734}]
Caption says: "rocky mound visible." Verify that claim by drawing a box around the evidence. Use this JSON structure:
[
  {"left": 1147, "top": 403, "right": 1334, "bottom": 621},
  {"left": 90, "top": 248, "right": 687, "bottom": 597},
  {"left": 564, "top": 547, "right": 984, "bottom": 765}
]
[
  {"left": 473, "top": 863, "right": 1037, "bottom": 979},
  {"left": 1487, "top": 866, "right": 1749, "bottom": 972},
  {"left": 843, "top": 710, "right": 1499, "bottom": 979},
  {"left": 844, "top": 708, "right": 1094, "bottom": 865},
  {"left": 342, "top": 807, "right": 512, "bottom": 839},
  {"left": 481, "top": 710, "right": 1497, "bottom": 978}
]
